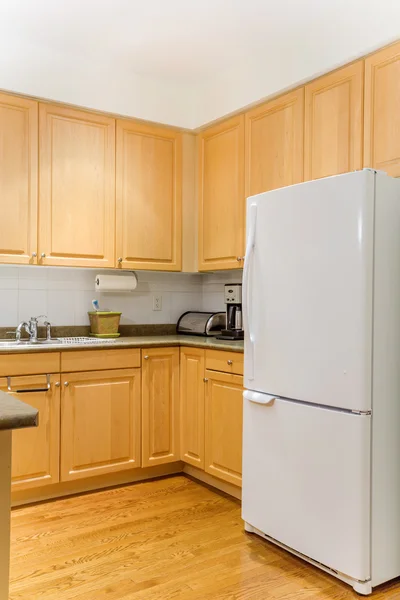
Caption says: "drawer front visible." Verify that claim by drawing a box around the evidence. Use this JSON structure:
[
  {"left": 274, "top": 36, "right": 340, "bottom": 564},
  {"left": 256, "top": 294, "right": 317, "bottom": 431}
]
[
  {"left": 0, "top": 353, "right": 60, "bottom": 377},
  {"left": 61, "top": 349, "right": 141, "bottom": 372},
  {"left": 205, "top": 350, "right": 243, "bottom": 375}
]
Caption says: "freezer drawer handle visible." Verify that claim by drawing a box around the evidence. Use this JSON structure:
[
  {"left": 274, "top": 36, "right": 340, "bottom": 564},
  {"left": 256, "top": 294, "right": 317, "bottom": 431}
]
[{"left": 243, "top": 390, "right": 275, "bottom": 406}]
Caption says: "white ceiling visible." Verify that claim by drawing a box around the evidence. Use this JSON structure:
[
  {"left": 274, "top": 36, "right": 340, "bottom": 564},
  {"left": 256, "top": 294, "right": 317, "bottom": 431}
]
[{"left": 0, "top": 0, "right": 400, "bottom": 128}]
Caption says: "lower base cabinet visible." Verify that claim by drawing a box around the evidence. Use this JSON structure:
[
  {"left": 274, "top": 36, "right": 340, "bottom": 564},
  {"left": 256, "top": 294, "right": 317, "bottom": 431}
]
[
  {"left": 60, "top": 368, "right": 141, "bottom": 481},
  {"left": 0, "top": 374, "right": 60, "bottom": 491},
  {"left": 180, "top": 349, "right": 243, "bottom": 487},
  {"left": 204, "top": 369, "right": 243, "bottom": 487},
  {"left": 141, "top": 347, "right": 180, "bottom": 467}
]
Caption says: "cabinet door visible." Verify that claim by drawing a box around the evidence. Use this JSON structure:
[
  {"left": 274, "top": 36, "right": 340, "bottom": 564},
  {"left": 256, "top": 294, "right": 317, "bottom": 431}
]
[
  {"left": 0, "top": 93, "right": 38, "bottom": 265},
  {"left": 205, "top": 370, "right": 243, "bottom": 486},
  {"left": 60, "top": 369, "right": 141, "bottom": 481},
  {"left": 198, "top": 115, "right": 245, "bottom": 271},
  {"left": 180, "top": 347, "right": 205, "bottom": 468},
  {"left": 142, "top": 348, "right": 179, "bottom": 467},
  {"left": 0, "top": 375, "right": 60, "bottom": 491},
  {"left": 245, "top": 89, "right": 304, "bottom": 196},
  {"left": 116, "top": 120, "right": 182, "bottom": 271},
  {"left": 39, "top": 104, "right": 115, "bottom": 268},
  {"left": 364, "top": 41, "right": 400, "bottom": 176},
  {"left": 304, "top": 62, "right": 363, "bottom": 180}
]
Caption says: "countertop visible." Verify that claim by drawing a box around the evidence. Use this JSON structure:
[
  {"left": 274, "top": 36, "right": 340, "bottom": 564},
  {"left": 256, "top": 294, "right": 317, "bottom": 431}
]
[
  {"left": 0, "top": 335, "right": 244, "bottom": 354},
  {"left": 0, "top": 390, "right": 38, "bottom": 431}
]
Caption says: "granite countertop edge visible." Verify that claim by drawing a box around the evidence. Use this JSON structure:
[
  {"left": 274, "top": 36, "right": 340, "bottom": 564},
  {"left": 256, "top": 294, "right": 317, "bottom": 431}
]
[
  {"left": 0, "top": 390, "right": 39, "bottom": 431},
  {"left": 0, "top": 335, "right": 244, "bottom": 354}
]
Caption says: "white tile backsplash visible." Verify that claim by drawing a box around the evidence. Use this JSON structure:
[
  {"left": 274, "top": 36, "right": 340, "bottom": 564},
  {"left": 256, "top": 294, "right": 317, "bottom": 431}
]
[{"left": 0, "top": 266, "right": 242, "bottom": 326}]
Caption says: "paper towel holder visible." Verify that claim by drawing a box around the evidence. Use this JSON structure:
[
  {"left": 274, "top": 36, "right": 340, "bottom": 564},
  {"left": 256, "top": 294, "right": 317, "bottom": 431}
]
[{"left": 95, "top": 271, "right": 138, "bottom": 292}]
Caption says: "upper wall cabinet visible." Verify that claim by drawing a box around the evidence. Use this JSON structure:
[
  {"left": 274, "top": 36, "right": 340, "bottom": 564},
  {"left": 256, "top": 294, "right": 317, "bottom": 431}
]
[
  {"left": 0, "top": 93, "right": 38, "bottom": 265},
  {"left": 198, "top": 115, "right": 245, "bottom": 271},
  {"left": 116, "top": 120, "right": 182, "bottom": 271},
  {"left": 39, "top": 104, "right": 116, "bottom": 268},
  {"left": 364, "top": 41, "right": 400, "bottom": 177},
  {"left": 304, "top": 62, "right": 364, "bottom": 181},
  {"left": 245, "top": 89, "right": 304, "bottom": 197}
]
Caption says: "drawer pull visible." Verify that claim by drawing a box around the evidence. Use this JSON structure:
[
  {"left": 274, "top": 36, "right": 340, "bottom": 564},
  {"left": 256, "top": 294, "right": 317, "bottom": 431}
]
[
  {"left": 7, "top": 374, "right": 51, "bottom": 393},
  {"left": 227, "top": 360, "right": 233, "bottom": 365}
]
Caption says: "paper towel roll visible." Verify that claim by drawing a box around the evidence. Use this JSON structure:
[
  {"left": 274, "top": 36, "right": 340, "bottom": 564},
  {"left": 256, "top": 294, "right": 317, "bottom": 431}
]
[{"left": 95, "top": 273, "right": 137, "bottom": 292}]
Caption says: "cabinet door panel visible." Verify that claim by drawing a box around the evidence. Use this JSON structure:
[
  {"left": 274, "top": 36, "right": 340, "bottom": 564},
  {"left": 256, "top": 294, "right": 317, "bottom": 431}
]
[
  {"left": 39, "top": 104, "right": 115, "bottom": 267},
  {"left": 305, "top": 61, "right": 363, "bottom": 180},
  {"left": 61, "top": 369, "right": 141, "bottom": 481},
  {"left": 142, "top": 348, "right": 179, "bottom": 466},
  {"left": 0, "top": 375, "right": 60, "bottom": 491},
  {"left": 0, "top": 93, "right": 38, "bottom": 265},
  {"left": 198, "top": 115, "right": 245, "bottom": 271},
  {"left": 116, "top": 121, "right": 182, "bottom": 271},
  {"left": 364, "top": 41, "right": 400, "bottom": 176},
  {"left": 180, "top": 348, "right": 205, "bottom": 468},
  {"left": 246, "top": 89, "right": 304, "bottom": 196},
  {"left": 205, "top": 370, "right": 243, "bottom": 486}
]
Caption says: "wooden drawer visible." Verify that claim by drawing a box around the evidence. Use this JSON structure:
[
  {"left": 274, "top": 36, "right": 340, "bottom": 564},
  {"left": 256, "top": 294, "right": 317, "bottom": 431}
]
[
  {"left": 61, "top": 349, "right": 141, "bottom": 372},
  {"left": 205, "top": 350, "right": 243, "bottom": 375},
  {"left": 0, "top": 353, "right": 60, "bottom": 377}
]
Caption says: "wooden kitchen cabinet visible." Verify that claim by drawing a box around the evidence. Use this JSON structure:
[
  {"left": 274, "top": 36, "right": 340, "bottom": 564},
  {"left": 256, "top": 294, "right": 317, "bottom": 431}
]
[
  {"left": 180, "top": 347, "right": 205, "bottom": 468},
  {"left": 304, "top": 61, "right": 364, "bottom": 180},
  {"left": 39, "top": 104, "right": 116, "bottom": 268},
  {"left": 245, "top": 89, "right": 304, "bottom": 196},
  {"left": 364, "top": 41, "right": 400, "bottom": 176},
  {"left": 0, "top": 93, "right": 38, "bottom": 265},
  {"left": 204, "top": 369, "right": 243, "bottom": 486},
  {"left": 0, "top": 375, "right": 60, "bottom": 491},
  {"left": 60, "top": 368, "right": 141, "bottom": 481},
  {"left": 198, "top": 115, "right": 245, "bottom": 271},
  {"left": 116, "top": 120, "right": 182, "bottom": 271},
  {"left": 141, "top": 348, "right": 180, "bottom": 467}
]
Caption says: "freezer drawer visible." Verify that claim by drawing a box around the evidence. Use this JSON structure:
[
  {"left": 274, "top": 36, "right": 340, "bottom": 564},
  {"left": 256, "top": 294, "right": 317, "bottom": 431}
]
[{"left": 242, "top": 390, "right": 371, "bottom": 581}]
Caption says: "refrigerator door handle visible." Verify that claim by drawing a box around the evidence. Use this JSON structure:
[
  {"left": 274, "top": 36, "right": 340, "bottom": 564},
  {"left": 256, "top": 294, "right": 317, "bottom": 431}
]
[
  {"left": 243, "top": 390, "right": 275, "bottom": 406},
  {"left": 243, "top": 203, "right": 257, "bottom": 380}
]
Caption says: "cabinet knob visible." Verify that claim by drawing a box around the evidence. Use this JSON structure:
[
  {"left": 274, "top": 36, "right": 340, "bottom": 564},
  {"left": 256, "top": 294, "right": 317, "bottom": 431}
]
[
  {"left": 41, "top": 253, "right": 46, "bottom": 258},
  {"left": 55, "top": 382, "right": 60, "bottom": 387},
  {"left": 64, "top": 381, "right": 69, "bottom": 387},
  {"left": 32, "top": 252, "right": 37, "bottom": 258},
  {"left": 117, "top": 257, "right": 123, "bottom": 263},
  {"left": 203, "top": 377, "right": 209, "bottom": 383},
  {"left": 144, "top": 355, "right": 149, "bottom": 360},
  {"left": 227, "top": 360, "right": 233, "bottom": 365},
  {"left": 236, "top": 256, "right": 241, "bottom": 261}
]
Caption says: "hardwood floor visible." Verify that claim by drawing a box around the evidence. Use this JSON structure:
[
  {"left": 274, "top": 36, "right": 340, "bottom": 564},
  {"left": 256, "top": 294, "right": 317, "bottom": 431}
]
[{"left": 9, "top": 475, "right": 400, "bottom": 599}]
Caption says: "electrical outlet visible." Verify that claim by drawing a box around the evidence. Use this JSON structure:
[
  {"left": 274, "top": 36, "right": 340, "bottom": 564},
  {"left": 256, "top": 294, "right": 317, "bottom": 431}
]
[{"left": 153, "top": 295, "right": 162, "bottom": 311}]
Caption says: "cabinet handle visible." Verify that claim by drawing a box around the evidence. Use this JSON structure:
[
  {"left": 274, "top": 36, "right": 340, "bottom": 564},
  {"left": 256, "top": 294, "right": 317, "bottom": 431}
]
[
  {"left": 41, "top": 253, "right": 46, "bottom": 258},
  {"left": 227, "top": 360, "right": 233, "bottom": 365},
  {"left": 117, "top": 257, "right": 123, "bottom": 263},
  {"left": 237, "top": 257, "right": 242, "bottom": 261},
  {"left": 203, "top": 377, "right": 209, "bottom": 383},
  {"left": 55, "top": 382, "right": 60, "bottom": 387},
  {"left": 64, "top": 381, "right": 69, "bottom": 387},
  {"left": 32, "top": 252, "right": 37, "bottom": 258},
  {"left": 144, "top": 355, "right": 149, "bottom": 360}
]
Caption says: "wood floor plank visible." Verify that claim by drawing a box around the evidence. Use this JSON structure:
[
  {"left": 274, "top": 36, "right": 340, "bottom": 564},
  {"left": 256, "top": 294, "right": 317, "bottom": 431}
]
[{"left": 9, "top": 475, "right": 400, "bottom": 599}]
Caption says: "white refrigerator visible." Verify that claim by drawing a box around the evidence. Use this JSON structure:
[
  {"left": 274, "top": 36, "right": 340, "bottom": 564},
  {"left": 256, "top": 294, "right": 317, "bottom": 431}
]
[{"left": 242, "top": 169, "right": 400, "bottom": 595}]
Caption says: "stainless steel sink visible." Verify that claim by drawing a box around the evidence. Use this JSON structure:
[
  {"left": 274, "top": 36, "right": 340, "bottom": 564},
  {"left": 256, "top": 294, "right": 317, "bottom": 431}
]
[{"left": 0, "top": 337, "right": 117, "bottom": 347}]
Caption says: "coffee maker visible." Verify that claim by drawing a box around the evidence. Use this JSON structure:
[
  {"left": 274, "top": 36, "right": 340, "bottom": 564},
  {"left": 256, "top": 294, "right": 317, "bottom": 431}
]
[{"left": 216, "top": 284, "right": 244, "bottom": 340}]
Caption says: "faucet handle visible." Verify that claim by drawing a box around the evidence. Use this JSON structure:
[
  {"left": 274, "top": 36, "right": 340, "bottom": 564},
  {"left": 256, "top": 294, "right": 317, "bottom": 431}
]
[{"left": 32, "top": 315, "right": 48, "bottom": 322}]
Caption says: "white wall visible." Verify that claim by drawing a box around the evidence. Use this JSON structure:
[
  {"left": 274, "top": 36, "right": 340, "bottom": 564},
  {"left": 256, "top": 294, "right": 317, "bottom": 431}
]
[
  {"left": 0, "top": 36, "right": 196, "bottom": 129},
  {"left": 0, "top": 267, "right": 203, "bottom": 327},
  {"left": 0, "top": 266, "right": 241, "bottom": 327},
  {"left": 194, "top": 2, "right": 400, "bottom": 127}
]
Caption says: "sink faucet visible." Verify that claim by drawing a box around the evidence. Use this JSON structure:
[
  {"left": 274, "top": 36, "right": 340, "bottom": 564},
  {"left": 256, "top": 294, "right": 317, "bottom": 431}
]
[{"left": 15, "top": 316, "right": 48, "bottom": 343}]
